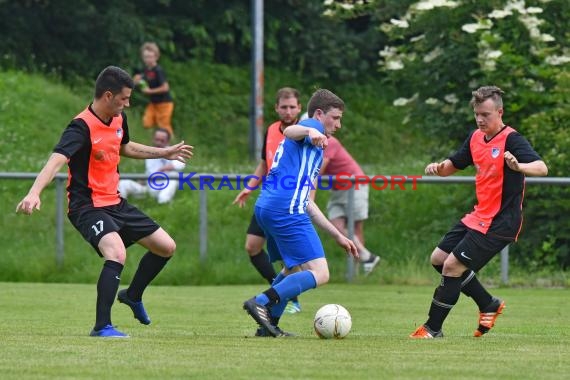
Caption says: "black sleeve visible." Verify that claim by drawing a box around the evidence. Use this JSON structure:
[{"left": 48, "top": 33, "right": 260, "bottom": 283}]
[
  {"left": 121, "top": 112, "right": 130, "bottom": 145},
  {"left": 260, "top": 130, "right": 268, "bottom": 160},
  {"left": 53, "top": 119, "right": 89, "bottom": 158},
  {"left": 505, "top": 132, "right": 542, "bottom": 163},
  {"left": 448, "top": 131, "right": 474, "bottom": 170}
]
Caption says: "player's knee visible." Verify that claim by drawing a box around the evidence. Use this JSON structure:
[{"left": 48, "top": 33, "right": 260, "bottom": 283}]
[
  {"left": 314, "top": 269, "right": 330, "bottom": 286},
  {"left": 164, "top": 239, "right": 176, "bottom": 257}
]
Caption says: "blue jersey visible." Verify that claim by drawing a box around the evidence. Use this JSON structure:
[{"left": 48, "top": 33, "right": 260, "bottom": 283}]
[{"left": 256, "top": 118, "right": 324, "bottom": 214}]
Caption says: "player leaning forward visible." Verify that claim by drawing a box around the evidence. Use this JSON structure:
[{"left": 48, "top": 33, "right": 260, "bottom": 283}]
[
  {"left": 410, "top": 86, "right": 547, "bottom": 339},
  {"left": 243, "top": 89, "right": 358, "bottom": 337},
  {"left": 16, "top": 66, "right": 193, "bottom": 338}
]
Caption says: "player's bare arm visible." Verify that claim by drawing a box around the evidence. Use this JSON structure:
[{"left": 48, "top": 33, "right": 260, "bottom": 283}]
[
  {"left": 307, "top": 200, "right": 358, "bottom": 258},
  {"left": 425, "top": 159, "right": 458, "bottom": 177},
  {"left": 121, "top": 141, "right": 193, "bottom": 163},
  {"left": 284, "top": 125, "right": 328, "bottom": 148},
  {"left": 233, "top": 160, "right": 268, "bottom": 207},
  {"left": 16, "top": 152, "right": 67, "bottom": 215},
  {"left": 504, "top": 152, "right": 548, "bottom": 176}
]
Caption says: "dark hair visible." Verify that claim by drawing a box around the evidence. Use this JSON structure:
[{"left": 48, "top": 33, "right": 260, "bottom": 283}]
[
  {"left": 275, "top": 87, "right": 301, "bottom": 104},
  {"left": 307, "top": 89, "right": 344, "bottom": 117},
  {"left": 154, "top": 127, "right": 171, "bottom": 141},
  {"left": 94, "top": 66, "right": 134, "bottom": 99},
  {"left": 470, "top": 86, "right": 504, "bottom": 109}
]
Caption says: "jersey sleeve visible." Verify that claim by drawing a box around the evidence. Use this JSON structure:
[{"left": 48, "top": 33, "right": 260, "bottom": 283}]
[
  {"left": 53, "top": 119, "right": 89, "bottom": 158},
  {"left": 449, "top": 131, "right": 474, "bottom": 170},
  {"left": 505, "top": 132, "right": 542, "bottom": 163},
  {"left": 121, "top": 112, "right": 130, "bottom": 145}
]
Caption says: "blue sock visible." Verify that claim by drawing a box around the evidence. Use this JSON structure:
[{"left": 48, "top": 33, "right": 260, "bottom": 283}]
[{"left": 273, "top": 271, "right": 316, "bottom": 302}]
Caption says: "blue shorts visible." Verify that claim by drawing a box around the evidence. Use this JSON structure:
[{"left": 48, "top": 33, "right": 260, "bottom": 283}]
[{"left": 254, "top": 206, "right": 325, "bottom": 269}]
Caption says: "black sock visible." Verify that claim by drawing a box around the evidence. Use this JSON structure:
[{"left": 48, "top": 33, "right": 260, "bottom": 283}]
[
  {"left": 460, "top": 270, "right": 493, "bottom": 310},
  {"left": 426, "top": 275, "right": 462, "bottom": 332},
  {"left": 432, "top": 264, "right": 443, "bottom": 274},
  {"left": 291, "top": 296, "right": 299, "bottom": 303},
  {"left": 94, "top": 260, "right": 123, "bottom": 331},
  {"left": 250, "top": 250, "right": 277, "bottom": 284},
  {"left": 127, "top": 251, "right": 170, "bottom": 302},
  {"left": 262, "top": 287, "right": 280, "bottom": 307}
]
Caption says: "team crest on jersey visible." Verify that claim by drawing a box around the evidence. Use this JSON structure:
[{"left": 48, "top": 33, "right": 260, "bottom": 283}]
[
  {"left": 116, "top": 128, "right": 123, "bottom": 138},
  {"left": 491, "top": 147, "right": 500, "bottom": 158}
]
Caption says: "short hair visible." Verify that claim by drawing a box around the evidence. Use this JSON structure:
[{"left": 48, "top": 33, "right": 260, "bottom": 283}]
[
  {"left": 275, "top": 87, "right": 301, "bottom": 104},
  {"left": 141, "top": 42, "right": 160, "bottom": 58},
  {"left": 94, "top": 66, "right": 134, "bottom": 99},
  {"left": 307, "top": 89, "right": 345, "bottom": 117},
  {"left": 154, "top": 127, "right": 171, "bottom": 141},
  {"left": 470, "top": 86, "right": 504, "bottom": 109}
]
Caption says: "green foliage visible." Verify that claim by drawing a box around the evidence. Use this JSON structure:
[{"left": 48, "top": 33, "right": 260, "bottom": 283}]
[
  {"left": 329, "top": 0, "right": 570, "bottom": 269},
  {"left": 0, "top": 0, "right": 383, "bottom": 83}
]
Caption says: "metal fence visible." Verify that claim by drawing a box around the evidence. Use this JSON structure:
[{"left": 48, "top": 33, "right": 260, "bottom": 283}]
[{"left": 3, "top": 172, "right": 570, "bottom": 284}]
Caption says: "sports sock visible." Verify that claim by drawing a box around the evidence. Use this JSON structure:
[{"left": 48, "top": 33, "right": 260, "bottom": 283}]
[
  {"left": 425, "top": 275, "right": 462, "bottom": 332},
  {"left": 432, "top": 264, "right": 443, "bottom": 273},
  {"left": 269, "top": 272, "right": 289, "bottom": 320},
  {"left": 460, "top": 270, "right": 493, "bottom": 310},
  {"left": 127, "top": 251, "right": 170, "bottom": 302},
  {"left": 94, "top": 260, "right": 123, "bottom": 331},
  {"left": 358, "top": 246, "right": 372, "bottom": 262},
  {"left": 256, "top": 271, "right": 316, "bottom": 307},
  {"left": 250, "top": 249, "right": 276, "bottom": 284}
]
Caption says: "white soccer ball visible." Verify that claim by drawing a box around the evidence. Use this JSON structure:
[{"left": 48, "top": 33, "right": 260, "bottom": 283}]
[{"left": 313, "top": 304, "right": 352, "bottom": 339}]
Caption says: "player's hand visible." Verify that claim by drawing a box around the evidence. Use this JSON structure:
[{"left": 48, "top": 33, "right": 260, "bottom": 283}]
[
  {"left": 233, "top": 189, "right": 252, "bottom": 207},
  {"left": 16, "top": 193, "right": 41, "bottom": 215},
  {"left": 308, "top": 129, "right": 328, "bottom": 149},
  {"left": 164, "top": 141, "right": 193, "bottom": 163},
  {"left": 336, "top": 235, "right": 359, "bottom": 259},
  {"left": 425, "top": 162, "right": 445, "bottom": 176},
  {"left": 504, "top": 151, "right": 520, "bottom": 171}
]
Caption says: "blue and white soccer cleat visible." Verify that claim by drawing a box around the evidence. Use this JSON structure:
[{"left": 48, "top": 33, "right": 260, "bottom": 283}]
[
  {"left": 89, "top": 325, "right": 129, "bottom": 338},
  {"left": 117, "top": 289, "right": 151, "bottom": 325}
]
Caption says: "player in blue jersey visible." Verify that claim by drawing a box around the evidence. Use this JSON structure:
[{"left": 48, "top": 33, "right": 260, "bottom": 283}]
[{"left": 243, "top": 89, "right": 359, "bottom": 337}]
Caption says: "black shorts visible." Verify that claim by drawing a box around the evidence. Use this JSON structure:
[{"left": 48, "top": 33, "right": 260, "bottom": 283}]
[
  {"left": 437, "top": 222, "right": 510, "bottom": 272},
  {"left": 246, "top": 213, "right": 265, "bottom": 237},
  {"left": 68, "top": 199, "right": 160, "bottom": 256}
]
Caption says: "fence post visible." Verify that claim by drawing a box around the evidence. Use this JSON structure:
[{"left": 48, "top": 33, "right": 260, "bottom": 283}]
[
  {"left": 55, "top": 177, "right": 65, "bottom": 268},
  {"left": 199, "top": 189, "right": 208, "bottom": 263},
  {"left": 345, "top": 186, "right": 356, "bottom": 282}
]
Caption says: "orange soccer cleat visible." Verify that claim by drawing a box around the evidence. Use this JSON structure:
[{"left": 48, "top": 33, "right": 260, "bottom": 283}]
[{"left": 474, "top": 298, "right": 506, "bottom": 337}]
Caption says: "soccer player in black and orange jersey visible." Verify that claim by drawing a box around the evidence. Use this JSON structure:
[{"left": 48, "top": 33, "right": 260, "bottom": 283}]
[
  {"left": 410, "top": 86, "right": 548, "bottom": 339},
  {"left": 16, "top": 66, "right": 193, "bottom": 338}
]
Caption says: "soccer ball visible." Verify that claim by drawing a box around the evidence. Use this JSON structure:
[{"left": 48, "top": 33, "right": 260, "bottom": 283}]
[{"left": 313, "top": 304, "right": 352, "bottom": 339}]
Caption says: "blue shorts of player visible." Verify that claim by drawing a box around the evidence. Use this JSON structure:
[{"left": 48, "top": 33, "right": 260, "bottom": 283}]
[{"left": 255, "top": 205, "right": 325, "bottom": 269}]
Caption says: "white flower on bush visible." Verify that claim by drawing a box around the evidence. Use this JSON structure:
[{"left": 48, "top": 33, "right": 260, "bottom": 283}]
[
  {"left": 545, "top": 55, "right": 570, "bottom": 66},
  {"left": 423, "top": 47, "right": 443, "bottom": 63},
  {"left": 413, "top": 0, "right": 459, "bottom": 11},
  {"left": 444, "top": 94, "right": 459, "bottom": 104},
  {"left": 390, "top": 18, "right": 410, "bottom": 28},
  {"left": 526, "top": 7, "right": 543, "bottom": 14},
  {"left": 488, "top": 9, "right": 513, "bottom": 19},
  {"left": 393, "top": 98, "right": 410, "bottom": 107},
  {"left": 379, "top": 46, "right": 398, "bottom": 58},
  {"left": 540, "top": 34, "right": 555, "bottom": 42},
  {"left": 410, "top": 34, "right": 426, "bottom": 43},
  {"left": 425, "top": 97, "right": 440, "bottom": 105},
  {"left": 462, "top": 19, "right": 493, "bottom": 34},
  {"left": 393, "top": 93, "right": 419, "bottom": 107},
  {"left": 386, "top": 60, "right": 405, "bottom": 70}
]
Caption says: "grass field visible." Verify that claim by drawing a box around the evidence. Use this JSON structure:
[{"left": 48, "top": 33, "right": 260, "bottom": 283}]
[{"left": 0, "top": 283, "right": 567, "bottom": 379}]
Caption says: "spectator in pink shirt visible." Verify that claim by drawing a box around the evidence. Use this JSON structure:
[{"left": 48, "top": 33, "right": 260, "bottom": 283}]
[{"left": 314, "top": 135, "right": 381, "bottom": 275}]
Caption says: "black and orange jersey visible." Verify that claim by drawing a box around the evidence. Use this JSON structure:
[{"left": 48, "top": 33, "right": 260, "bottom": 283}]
[
  {"left": 138, "top": 65, "right": 172, "bottom": 104},
  {"left": 449, "top": 126, "right": 542, "bottom": 240},
  {"left": 53, "top": 105, "right": 130, "bottom": 212}
]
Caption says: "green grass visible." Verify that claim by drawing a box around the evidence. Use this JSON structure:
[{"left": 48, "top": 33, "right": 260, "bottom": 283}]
[{"left": 0, "top": 282, "right": 567, "bottom": 379}]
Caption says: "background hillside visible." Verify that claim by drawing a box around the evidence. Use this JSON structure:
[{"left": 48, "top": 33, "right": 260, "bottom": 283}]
[{"left": 1, "top": 0, "right": 568, "bottom": 284}]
